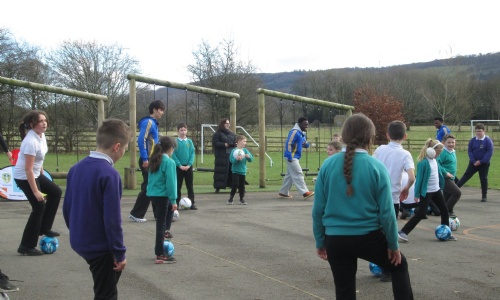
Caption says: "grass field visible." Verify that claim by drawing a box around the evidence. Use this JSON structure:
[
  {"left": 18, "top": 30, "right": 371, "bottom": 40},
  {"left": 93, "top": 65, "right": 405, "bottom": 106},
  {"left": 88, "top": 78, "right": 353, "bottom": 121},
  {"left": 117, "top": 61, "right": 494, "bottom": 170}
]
[{"left": 2, "top": 125, "right": 497, "bottom": 197}]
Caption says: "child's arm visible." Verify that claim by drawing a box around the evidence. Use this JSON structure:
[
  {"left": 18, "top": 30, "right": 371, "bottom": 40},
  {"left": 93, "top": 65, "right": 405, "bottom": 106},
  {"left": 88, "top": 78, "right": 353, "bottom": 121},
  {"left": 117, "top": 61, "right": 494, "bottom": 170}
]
[
  {"left": 244, "top": 148, "right": 253, "bottom": 162},
  {"left": 165, "top": 158, "right": 178, "bottom": 202},
  {"left": 188, "top": 139, "right": 195, "bottom": 167}
]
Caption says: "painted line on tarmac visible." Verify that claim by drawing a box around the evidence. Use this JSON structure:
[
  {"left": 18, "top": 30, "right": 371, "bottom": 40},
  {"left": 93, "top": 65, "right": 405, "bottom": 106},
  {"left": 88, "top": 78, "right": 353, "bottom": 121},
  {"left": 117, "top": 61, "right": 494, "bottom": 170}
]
[
  {"left": 462, "top": 224, "right": 500, "bottom": 245},
  {"left": 127, "top": 223, "right": 326, "bottom": 300},
  {"left": 414, "top": 224, "right": 500, "bottom": 245}
]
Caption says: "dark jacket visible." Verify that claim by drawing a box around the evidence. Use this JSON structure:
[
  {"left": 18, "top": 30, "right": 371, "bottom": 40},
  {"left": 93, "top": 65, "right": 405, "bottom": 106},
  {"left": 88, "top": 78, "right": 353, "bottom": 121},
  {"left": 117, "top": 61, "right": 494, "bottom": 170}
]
[{"left": 212, "top": 129, "right": 236, "bottom": 190}]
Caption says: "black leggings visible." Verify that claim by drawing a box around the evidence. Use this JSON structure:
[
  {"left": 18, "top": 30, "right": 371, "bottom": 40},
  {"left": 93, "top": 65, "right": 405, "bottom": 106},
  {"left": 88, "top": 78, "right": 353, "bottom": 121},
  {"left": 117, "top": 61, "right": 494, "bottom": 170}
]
[{"left": 15, "top": 174, "right": 62, "bottom": 248}]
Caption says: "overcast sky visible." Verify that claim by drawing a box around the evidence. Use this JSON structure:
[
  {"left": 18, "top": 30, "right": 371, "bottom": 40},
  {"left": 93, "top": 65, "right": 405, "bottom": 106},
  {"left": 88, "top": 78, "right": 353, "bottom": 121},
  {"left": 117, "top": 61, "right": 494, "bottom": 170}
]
[{"left": 2, "top": 0, "right": 498, "bottom": 83}]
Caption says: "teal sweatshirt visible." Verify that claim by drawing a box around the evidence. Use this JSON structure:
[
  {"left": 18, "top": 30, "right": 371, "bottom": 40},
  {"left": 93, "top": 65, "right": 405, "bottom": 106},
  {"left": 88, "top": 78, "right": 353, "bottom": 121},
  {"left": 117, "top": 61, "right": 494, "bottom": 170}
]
[
  {"left": 229, "top": 148, "right": 253, "bottom": 175},
  {"left": 172, "top": 138, "right": 195, "bottom": 167},
  {"left": 437, "top": 148, "right": 457, "bottom": 178},
  {"left": 312, "top": 151, "right": 399, "bottom": 250},
  {"left": 414, "top": 158, "right": 445, "bottom": 199},
  {"left": 146, "top": 154, "right": 177, "bottom": 204}
]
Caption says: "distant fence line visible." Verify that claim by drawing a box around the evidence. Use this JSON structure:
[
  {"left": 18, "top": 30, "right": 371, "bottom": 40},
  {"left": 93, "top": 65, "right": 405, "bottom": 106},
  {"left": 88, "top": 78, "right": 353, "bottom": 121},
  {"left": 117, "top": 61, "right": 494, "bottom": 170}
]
[{"left": 2, "top": 131, "right": 495, "bottom": 154}]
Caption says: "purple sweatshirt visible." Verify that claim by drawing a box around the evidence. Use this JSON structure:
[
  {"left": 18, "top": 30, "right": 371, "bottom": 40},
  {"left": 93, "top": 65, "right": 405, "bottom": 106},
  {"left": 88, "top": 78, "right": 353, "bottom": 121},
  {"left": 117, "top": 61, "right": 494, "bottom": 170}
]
[
  {"left": 468, "top": 136, "right": 494, "bottom": 164},
  {"left": 63, "top": 154, "right": 126, "bottom": 262}
]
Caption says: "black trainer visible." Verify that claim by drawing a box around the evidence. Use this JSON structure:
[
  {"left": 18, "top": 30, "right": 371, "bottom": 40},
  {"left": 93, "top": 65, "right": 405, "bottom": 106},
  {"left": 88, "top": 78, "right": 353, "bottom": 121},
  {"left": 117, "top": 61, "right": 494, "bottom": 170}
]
[
  {"left": 17, "top": 246, "right": 43, "bottom": 256},
  {"left": 0, "top": 270, "right": 19, "bottom": 292}
]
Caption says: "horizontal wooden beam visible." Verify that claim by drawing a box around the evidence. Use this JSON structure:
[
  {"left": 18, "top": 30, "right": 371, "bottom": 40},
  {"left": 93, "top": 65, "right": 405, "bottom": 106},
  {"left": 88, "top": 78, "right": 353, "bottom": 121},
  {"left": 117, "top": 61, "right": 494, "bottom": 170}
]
[{"left": 127, "top": 74, "right": 240, "bottom": 99}]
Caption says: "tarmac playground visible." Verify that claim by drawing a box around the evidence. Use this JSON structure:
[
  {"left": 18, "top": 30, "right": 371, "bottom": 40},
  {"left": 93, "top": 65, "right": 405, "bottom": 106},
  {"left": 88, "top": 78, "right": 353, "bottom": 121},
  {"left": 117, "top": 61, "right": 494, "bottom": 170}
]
[{"left": 0, "top": 187, "right": 499, "bottom": 300}]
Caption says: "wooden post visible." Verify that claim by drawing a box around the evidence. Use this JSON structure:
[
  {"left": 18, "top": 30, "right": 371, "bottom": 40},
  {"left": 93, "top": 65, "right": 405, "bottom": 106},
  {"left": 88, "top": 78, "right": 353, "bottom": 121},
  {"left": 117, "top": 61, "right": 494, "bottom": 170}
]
[
  {"left": 258, "top": 92, "right": 266, "bottom": 188},
  {"left": 126, "top": 78, "right": 137, "bottom": 189}
]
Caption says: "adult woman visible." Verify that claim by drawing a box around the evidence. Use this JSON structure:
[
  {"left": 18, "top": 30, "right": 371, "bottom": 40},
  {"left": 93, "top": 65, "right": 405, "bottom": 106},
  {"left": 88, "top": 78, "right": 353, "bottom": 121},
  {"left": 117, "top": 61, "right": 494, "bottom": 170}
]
[
  {"left": 13, "top": 110, "right": 62, "bottom": 256},
  {"left": 312, "top": 114, "right": 413, "bottom": 299},
  {"left": 212, "top": 118, "right": 236, "bottom": 193}
]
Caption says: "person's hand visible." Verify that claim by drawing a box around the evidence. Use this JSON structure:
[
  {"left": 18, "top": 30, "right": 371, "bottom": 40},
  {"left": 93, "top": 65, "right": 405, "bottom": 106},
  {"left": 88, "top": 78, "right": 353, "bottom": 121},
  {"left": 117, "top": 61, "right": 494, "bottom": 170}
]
[
  {"left": 474, "top": 160, "right": 481, "bottom": 167},
  {"left": 6, "top": 151, "right": 12, "bottom": 160},
  {"left": 172, "top": 204, "right": 178, "bottom": 211},
  {"left": 113, "top": 259, "right": 127, "bottom": 272},
  {"left": 387, "top": 248, "right": 401, "bottom": 266},
  {"left": 399, "top": 186, "right": 409, "bottom": 201},
  {"left": 142, "top": 160, "right": 149, "bottom": 168},
  {"left": 224, "top": 143, "right": 228, "bottom": 148},
  {"left": 316, "top": 248, "right": 328, "bottom": 260}
]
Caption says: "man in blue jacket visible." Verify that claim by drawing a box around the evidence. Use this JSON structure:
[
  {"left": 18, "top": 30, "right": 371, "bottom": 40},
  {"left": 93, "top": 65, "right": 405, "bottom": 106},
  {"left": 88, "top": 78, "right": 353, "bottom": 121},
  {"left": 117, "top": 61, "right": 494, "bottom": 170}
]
[
  {"left": 279, "top": 117, "right": 314, "bottom": 200},
  {"left": 457, "top": 123, "right": 494, "bottom": 202},
  {"left": 434, "top": 117, "right": 451, "bottom": 142},
  {"left": 129, "top": 100, "right": 165, "bottom": 222}
]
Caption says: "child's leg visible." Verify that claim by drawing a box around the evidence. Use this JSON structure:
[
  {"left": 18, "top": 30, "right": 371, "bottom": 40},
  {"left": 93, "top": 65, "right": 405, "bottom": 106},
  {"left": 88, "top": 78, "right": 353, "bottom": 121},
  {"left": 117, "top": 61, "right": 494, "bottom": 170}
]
[
  {"left": 401, "top": 194, "right": 430, "bottom": 235},
  {"left": 38, "top": 174, "right": 62, "bottom": 232},
  {"left": 85, "top": 253, "right": 121, "bottom": 299},
  {"left": 176, "top": 167, "right": 184, "bottom": 205},
  {"left": 165, "top": 203, "right": 174, "bottom": 231},
  {"left": 230, "top": 173, "right": 238, "bottom": 198},
  {"left": 444, "top": 179, "right": 461, "bottom": 212},
  {"left": 238, "top": 174, "right": 246, "bottom": 200},
  {"left": 185, "top": 166, "right": 195, "bottom": 203},
  {"left": 151, "top": 197, "right": 168, "bottom": 256},
  {"left": 431, "top": 191, "right": 449, "bottom": 226},
  {"left": 393, "top": 203, "right": 400, "bottom": 219}
]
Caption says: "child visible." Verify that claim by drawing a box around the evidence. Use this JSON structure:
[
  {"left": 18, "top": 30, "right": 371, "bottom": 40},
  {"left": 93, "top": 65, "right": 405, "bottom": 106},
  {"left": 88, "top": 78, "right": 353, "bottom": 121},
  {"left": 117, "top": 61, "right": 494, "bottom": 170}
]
[
  {"left": 313, "top": 141, "right": 342, "bottom": 182},
  {"left": 437, "top": 134, "right": 461, "bottom": 216},
  {"left": 373, "top": 121, "right": 415, "bottom": 220},
  {"left": 63, "top": 119, "right": 131, "bottom": 299},
  {"left": 172, "top": 123, "right": 196, "bottom": 210},
  {"left": 147, "top": 136, "right": 178, "bottom": 264},
  {"left": 326, "top": 141, "right": 342, "bottom": 157},
  {"left": 14, "top": 110, "right": 62, "bottom": 256},
  {"left": 331, "top": 133, "right": 342, "bottom": 143},
  {"left": 312, "top": 114, "right": 413, "bottom": 299},
  {"left": 398, "top": 139, "right": 457, "bottom": 242},
  {"left": 456, "top": 123, "right": 494, "bottom": 202},
  {"left": 227, "top": 135, "right": 253, "bottom": 205}
]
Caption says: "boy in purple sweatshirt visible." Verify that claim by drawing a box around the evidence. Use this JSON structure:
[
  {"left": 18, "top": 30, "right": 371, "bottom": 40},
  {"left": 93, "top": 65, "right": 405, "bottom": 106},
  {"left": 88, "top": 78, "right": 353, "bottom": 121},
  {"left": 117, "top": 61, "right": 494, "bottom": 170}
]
[
  {"left": 457, "top": 123, "right": 494, "bottom": 202},
  {"left": 63, "top": 119, "right": 131, "bottom": 299}
]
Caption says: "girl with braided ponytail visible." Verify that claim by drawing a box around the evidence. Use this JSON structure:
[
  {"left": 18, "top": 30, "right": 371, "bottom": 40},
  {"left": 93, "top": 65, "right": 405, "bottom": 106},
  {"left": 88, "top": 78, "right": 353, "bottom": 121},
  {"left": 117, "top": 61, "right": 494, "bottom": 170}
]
[{"left": 312, "top": 113, "right": 413, "bottom": 299}]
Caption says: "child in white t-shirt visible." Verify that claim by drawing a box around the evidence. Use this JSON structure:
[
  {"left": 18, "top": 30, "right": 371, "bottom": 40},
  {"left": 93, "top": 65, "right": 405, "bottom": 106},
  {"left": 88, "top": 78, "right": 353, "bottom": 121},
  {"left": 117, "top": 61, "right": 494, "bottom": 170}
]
[{"left": 373, "top": 121, "right": 415, "bottom": 219}]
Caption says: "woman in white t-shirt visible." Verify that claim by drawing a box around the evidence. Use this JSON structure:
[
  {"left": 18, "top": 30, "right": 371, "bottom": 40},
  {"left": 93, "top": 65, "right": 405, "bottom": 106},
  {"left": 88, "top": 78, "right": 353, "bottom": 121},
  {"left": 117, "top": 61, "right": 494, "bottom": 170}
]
[{"left": 13, "top": 111, "right": 62, "bottom": 256}]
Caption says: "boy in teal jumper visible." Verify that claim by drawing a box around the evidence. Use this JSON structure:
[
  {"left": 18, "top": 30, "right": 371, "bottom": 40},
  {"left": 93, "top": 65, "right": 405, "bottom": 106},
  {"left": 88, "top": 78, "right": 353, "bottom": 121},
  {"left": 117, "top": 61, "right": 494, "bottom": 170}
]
[
  {"left": 172, "top": 123, "right": 196, "bottom": 210},
  {"left": 227, "top": 135, "right": 253, "bottom": 205},
  {"left": 437, "top": 134, "right": 461, "bottom": 215}
]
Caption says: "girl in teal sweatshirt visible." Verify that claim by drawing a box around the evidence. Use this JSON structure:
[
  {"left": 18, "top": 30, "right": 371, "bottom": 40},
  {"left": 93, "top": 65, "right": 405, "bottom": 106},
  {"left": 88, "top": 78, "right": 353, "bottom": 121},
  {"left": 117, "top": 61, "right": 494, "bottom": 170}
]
[
  {"left": 147, "top": 136, "right": 178, "bottom": 264},
  {"left": 312, "top": 114, "right": 413, "bottom": 300},
  {"left": 398, "top": 139, "right": 457, "bottom": 242}
]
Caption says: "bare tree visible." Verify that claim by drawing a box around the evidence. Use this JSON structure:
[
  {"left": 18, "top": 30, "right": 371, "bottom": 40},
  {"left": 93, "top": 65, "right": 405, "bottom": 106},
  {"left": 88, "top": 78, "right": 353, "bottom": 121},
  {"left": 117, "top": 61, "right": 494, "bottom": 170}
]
[
  {"left": 0, "top": 28, "right": 45, "bottom": 139},
  {"left": 187, "top": 38, "right": 261, "bottom": 125},
  {"left": 46, "top": 40, "right": 140, "bottom": 124}
]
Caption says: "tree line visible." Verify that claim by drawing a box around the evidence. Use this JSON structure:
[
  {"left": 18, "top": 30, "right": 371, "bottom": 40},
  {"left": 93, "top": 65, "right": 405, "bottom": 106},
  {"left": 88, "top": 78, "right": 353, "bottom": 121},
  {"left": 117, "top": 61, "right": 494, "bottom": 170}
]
[{"left": 2, "top": 27, "right": 500, "bottom": 152}]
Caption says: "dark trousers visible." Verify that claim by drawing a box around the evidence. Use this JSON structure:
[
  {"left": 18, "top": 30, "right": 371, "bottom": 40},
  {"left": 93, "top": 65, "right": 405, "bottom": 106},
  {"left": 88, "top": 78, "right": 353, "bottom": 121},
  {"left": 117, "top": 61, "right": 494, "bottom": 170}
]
[
  {"left": 230, "top": 173, "right": 246, "bottom": 200},
  {"left": 85, "top": 253, "right": 122, "bottom": 300},
  {"left": 325, "top": 230, "right": 413, "bottom": 300},
  {"left": 443, "top": 178, "right": 461, "bottom": 212},
  {"left": 15, "top": 174, "right": 62, "bottom": 248},
  {"left": 130, "top": 158, "right": 156, "bottom": 219},
  {"left": 393, "top": 203, "right": 400, "bottom": 219},
  {"left": 176, "top": 166, "right": 195, "bottom": 205},
  {"left": 401, "top": 191, "right": 449, "bottom": 235},
  {"left": 150, "top": 197, "right": 169, "bottom": 256},
  {"left": 457, "top": 162, "right": 490, "bottom": 198}
]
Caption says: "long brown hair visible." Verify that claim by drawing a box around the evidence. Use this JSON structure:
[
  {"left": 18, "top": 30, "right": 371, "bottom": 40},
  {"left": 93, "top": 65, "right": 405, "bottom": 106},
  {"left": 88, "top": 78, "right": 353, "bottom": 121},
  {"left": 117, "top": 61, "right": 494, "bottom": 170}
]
[
  {"left": 149, "top": 136, "right": 176, "bottom": 173},
  {"left": 341, "top": 113, "right": 375, "bottom": 196}
]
